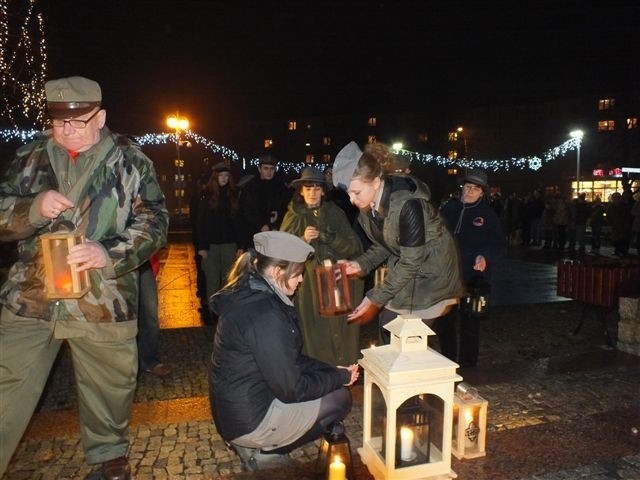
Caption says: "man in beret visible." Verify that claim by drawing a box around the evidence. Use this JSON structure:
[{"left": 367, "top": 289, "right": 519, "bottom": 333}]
[
  {"left": 238, "top": 155, "right": 291, "bottom": 247},
  {"left": 0, "top": 76, "right": 168, "bottom": 479}
]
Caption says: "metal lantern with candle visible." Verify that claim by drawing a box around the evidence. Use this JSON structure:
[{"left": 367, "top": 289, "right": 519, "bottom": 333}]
[
  {"left": 358, "top": 314, "right": 461, "bottom": 479},
  {"left": 315, "top": 259, "right": 352, "bottom": 316},
  {"left": 452, "top": 382, "right": 488, "bottom": 459},
  {"left": 317, "top": 422, "right": 354, "bottom": 480},
  {"left": 40, "top": 226, "right": 90, "bottom": 299}
]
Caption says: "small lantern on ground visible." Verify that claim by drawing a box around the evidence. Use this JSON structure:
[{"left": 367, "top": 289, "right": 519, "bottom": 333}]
[
  {"left": 358, "top": 314, "right": 461, "bottom": 479},
  {"left": 315, "top": 260, "right": 352, "bottom": 315},
  {"left": 317, "top": 422, "right": 354, "bottom": 480},
  {"left": 452, "top": 382, "right": 488, "bottom": 459},
  {"left": 40, "top": 228, "right": 90, "bottom": 299}
]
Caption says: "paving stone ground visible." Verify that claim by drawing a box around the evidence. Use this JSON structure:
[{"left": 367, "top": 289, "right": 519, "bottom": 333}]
[{"left": 3, "top": 238, "right": 640, "bottom": 480}]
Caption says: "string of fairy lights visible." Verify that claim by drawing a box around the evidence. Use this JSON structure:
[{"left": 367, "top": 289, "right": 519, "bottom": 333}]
[
  {"left": 1, "top": 127, "right": 581, "bottom": 174},
  {"left": 0, "top": 1, "right": 581, "bottom": 174},
  {"left": 0, "top": 0, "right": 48, "bottom": 129}
]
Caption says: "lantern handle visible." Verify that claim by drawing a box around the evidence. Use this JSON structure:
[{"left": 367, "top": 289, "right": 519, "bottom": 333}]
[{"left": 50, "top": 219, "right": 77, "bottom": 233}]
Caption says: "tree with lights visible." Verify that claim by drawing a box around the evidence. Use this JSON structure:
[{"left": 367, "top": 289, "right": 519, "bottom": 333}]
[{"left": 0, "top": 0, "right": 47, "bottom": 129}]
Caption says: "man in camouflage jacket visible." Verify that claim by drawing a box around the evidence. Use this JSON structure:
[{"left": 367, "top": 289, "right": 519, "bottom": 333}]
[{"left": 0, "top": 77, "right": 168, "bottom": 480}]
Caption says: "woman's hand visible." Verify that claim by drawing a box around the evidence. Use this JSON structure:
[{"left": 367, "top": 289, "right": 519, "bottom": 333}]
[
  {"left": 338, "top": 363, "right": 360, "bottom": 386},
  {"left": 303, "top": 226, "right": 320, "bottom": 243},
  {"left": 473, "top": 255, "right": 487, "bottom": 272},
  {"left": 347, "top": 296, "right": 381, "bottom": 325},
  {"left": 338, "top": 260, "right": 362, "bottom": 276}
]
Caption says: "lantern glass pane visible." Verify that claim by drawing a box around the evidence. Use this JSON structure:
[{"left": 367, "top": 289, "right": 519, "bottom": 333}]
[
  {"left": 50, "top": 239, "right": 73, "bottom": 293},
  {"left": 314, "top": 263, "right": 352, "bottom": 315},
  {"left": 394, "top": 393, "right": 444, "bottom": 468},
  {"left": 370, "top": 383, "right": 386, "bottom": 462}
]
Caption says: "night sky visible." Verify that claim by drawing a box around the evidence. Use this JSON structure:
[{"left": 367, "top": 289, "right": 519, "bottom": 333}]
[{"left": 38, "top": 0, "right": 639, "bottom": 148}]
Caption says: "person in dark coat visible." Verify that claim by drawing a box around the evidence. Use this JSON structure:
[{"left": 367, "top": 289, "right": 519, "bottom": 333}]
[
  {"left": 238, "top": 155, "right": 291, "bottom": 247},
  {"left": 195, "top": 162, "right": 243, "bottom": 321},
  {"left": 440, "top": 169, "right": 505, "bottom": 367},
  {"left": 280, "top": 167, "right": 363, "bottom": 366},
  {"left": 208, "top": 231, "right": 359, "bottom": 471}
]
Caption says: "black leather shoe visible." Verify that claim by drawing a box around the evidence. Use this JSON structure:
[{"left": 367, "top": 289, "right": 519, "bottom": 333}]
[{"left": 101, "top": 456, "right": 131, "bottom": 480}]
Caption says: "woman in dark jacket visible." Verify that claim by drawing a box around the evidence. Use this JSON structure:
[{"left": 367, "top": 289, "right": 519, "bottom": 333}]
[
  {"left": 195, "top": 162, "right": 242, "bottom": 309},
  {"left": 208, "top": 231, "right": 359, "bottom": 471},
  {"left": 332, "top": 141, "right": 464, "bottom": 357}
]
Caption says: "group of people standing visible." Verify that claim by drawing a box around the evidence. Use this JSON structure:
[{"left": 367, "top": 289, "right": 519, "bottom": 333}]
[
  {"left": 206, "top": 140, "right": 505, "bottom": 470},
  {"left": 0, "top": 75, "right": 506, "bottom": 478},
  {"left": 495, "top": 187, "right": 640, "bottom": 257}
]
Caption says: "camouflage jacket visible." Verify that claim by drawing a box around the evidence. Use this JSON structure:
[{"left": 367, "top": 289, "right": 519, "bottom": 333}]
[{"left": 0, "top": 128, "right": 169, "bottom": 325}]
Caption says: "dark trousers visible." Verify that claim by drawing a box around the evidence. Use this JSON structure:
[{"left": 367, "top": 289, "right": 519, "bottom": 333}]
[
  {"left": 434, "top": 306, "right": 483, "bottom": 367},
  {"left": 137, "top": 262, "right": 161, "bottom": 371},
  {"left": 458, "top": 309, "right": 480, "bottom": 367}
]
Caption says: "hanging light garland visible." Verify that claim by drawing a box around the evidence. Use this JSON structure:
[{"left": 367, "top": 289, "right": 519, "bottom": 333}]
[
  {"left": 1, "top": 128, "right": 580, "bottom": 174},
  {"left": 0, "top": 0, "right": 48, "bottom": 129}
]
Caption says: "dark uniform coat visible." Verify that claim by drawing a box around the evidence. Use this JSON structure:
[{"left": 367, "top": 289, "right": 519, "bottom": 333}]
[{"left": 280, "top": 200, "right": 363, "bottom": 365}]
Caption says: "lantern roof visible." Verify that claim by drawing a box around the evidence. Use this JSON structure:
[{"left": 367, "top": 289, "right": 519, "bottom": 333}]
[{"left": 360, "top": 314, "right": 460, "bottom": 386}]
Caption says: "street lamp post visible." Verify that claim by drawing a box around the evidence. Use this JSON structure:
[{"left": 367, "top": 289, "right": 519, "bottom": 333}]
[
  {"left": 457, "top": 126, "right": 468, "bottom": 158},
  {"left": 570, "top": 129, "right": 584, "bottom": 197},
  {"left": 167, "top": 114, "right": 190, "bottom": 218}
]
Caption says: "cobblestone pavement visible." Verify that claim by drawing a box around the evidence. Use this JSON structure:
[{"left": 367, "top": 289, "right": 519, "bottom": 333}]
[{"left": 3, "top": 237, "right": 640, "bottom": 480}]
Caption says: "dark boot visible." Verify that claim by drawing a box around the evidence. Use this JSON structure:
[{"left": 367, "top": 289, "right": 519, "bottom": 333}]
[{"left": 101, "top": 456, "right": 131, "bottom": 480}]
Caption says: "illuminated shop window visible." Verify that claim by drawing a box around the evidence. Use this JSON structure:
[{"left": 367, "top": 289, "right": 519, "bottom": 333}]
[
  {"left": 323, "top": 154, "right": 332, "bottom": 163},
  {"left": 305, "top": 154, "right": 315, "bottom": 163},
  {"left": 367, "top": 135, "right": 377, "bottom": 144},
  {"left": 448, "top": 150, "right": 458, "bottom": 160},
  {"left": 627, "top": 118, "right": 638, "bottom": 129},
  {"left": 264, "top": 139, "right": 273, "bottom": 148},
  {"left": 448, "top": 132, "right": 458, "bottom": 142},
  {"left": 323, "top": 136, "right": 332, "bottom": 146},
  {"left": 368, "top": 116, "right": 377, "bottom": 127},
  {"left": 288, "top": 121, "right": 297, "bottom": 131}
]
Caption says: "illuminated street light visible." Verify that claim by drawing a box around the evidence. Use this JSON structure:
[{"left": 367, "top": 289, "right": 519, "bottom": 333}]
[
  {"left": 570, "top": 129, "right": 584, "bottom": 197},
  {"left": 166, "top": 114, "right": 190, "bottom": 218},
  {"left": 392, "top": 142, "right": 403, "bottom": 153},
  {"left": 457, "top": 126, "right": 468, "bottom": 158}
]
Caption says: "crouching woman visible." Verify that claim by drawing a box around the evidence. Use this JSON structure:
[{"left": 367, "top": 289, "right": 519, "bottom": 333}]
[{"left": 208, "top": 231, "right": 359, "bottom": 471}]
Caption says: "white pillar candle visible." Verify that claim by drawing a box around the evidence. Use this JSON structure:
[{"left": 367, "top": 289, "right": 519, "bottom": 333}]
[
  {"left": 334, "top": 287, "right": 342, "bottom": 307},
  {"left": 328, "top": 456, "right": 346, "bottom": 480},
  {"left": 400, "top": 426, "right": 414, "bottom": 461}
]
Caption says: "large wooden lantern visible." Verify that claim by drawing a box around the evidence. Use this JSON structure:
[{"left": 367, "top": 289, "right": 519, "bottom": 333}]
[
  {"left": 40, "top": 229, "right": 90, "bottom": 299},
  {"left": 315, "top": 260, "right": 352, "bottom": 315},
  {"left": 358, "top": 315, "right": 461, "bottom": 479},
  {"left": 452, "top": 383, "right": 488, "bottom": 459}
]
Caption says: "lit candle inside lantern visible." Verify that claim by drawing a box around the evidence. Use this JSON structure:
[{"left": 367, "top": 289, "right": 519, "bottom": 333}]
[
  {"left": 328, "top": 455, "right": 346, "bottom": 480},
  {"left": 464, "top": 408, "right": 476, "bottom": 449},
  {"left": 334, "top": 287, "right": 342, "bottom": 308},
  {"left": 400, "top": 426, "right": 414, "bottom": 461},
  {"left": 54, "top": 271, "right": 73, "bottom": 292}
]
